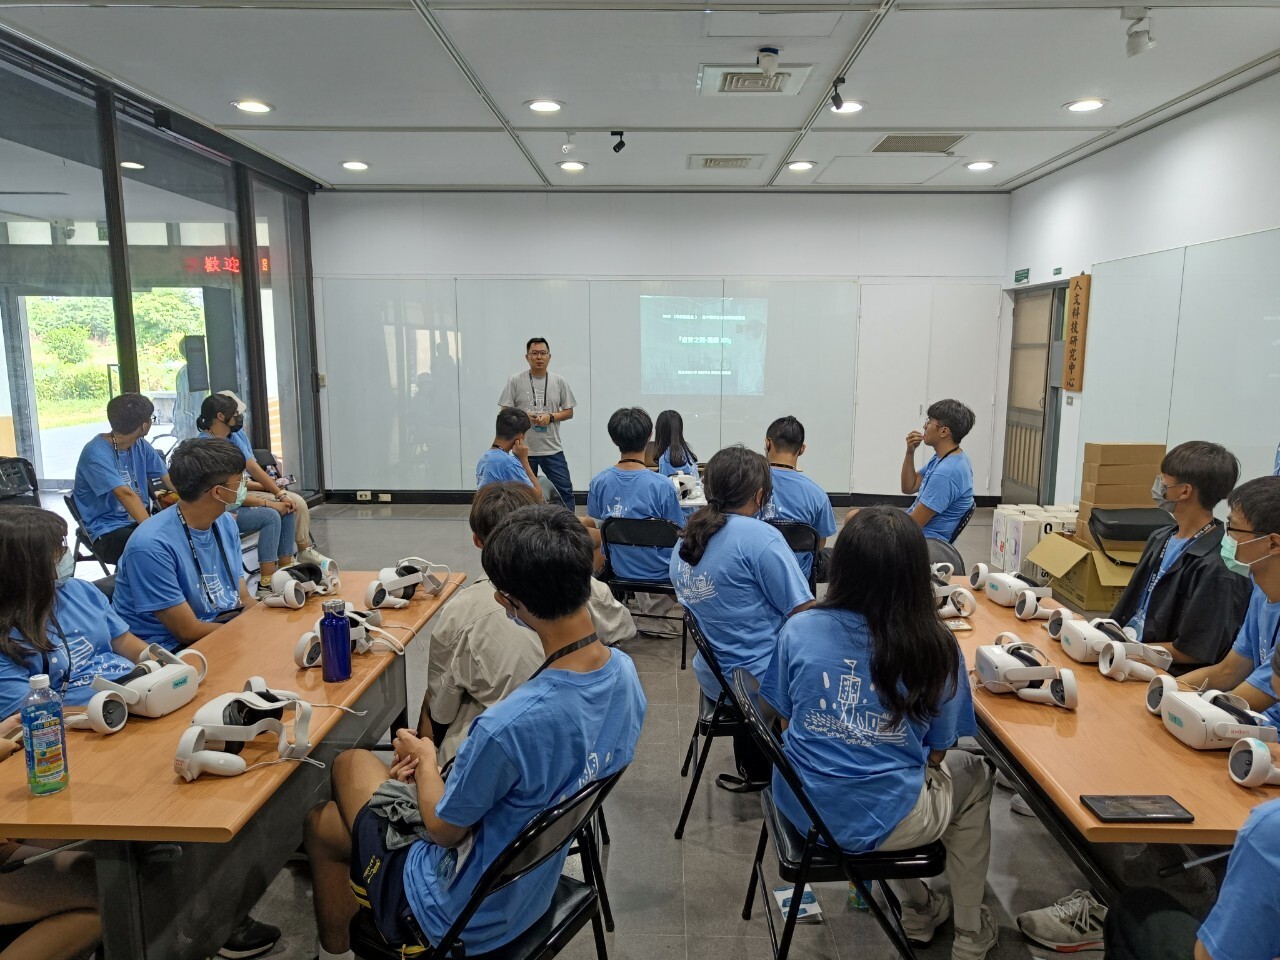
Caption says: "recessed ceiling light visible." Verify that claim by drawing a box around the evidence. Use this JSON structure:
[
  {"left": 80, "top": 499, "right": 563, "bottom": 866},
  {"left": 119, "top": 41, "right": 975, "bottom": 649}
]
[
  {"left": 558, "top": 160, "right": 587, "bottom": 173},
  {"left": 341, "top": 161, "right": 370, "bottom": 171},
  {"left": 526, "top": 99, "right": 563, "bottom": 113},
  {"left": 829, "top": 101, "right": 864, "bottom": 115},
  {"left": 119, "top": 161, "right": 145, "bottom": 170},
  {"left": 231, "top": 99, "right": 273, "bottom": 114},
  {"left": 965, "top": 160, "right": 996, "bottom": 171},
  {"left": 787, "top": 161, "right": 815, "bottom": 172},
  {"left": 1065, "top": 98, "right": 1106, "bottom": 112}
]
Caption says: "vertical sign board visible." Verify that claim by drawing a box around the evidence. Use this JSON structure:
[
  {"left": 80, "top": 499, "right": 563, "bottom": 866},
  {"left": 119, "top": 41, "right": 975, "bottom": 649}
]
[{"left": 1063, "top": 274, "right": 1091, "bottom": 392}]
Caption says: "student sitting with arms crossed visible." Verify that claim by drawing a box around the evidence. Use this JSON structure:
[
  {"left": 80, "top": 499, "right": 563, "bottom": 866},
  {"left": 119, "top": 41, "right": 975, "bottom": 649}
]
[
  {"left": 902, "top": 399, "right": 976, "bottom": 541},
  {"left": 762, "top": 506, "right": 995, "bottom": 960},
  {"left": 420, "top": 482, "right": 634, "bottom": 765},
  {"left": 759, "top": 415, "right": 838, "bottom": 582},
  {"left": 112, "top": 438, "right": 255, "bottom": 652},
  {"left": 588, "top": 407, "right": 687, "bottom": 638},
  {"left": 672, "top": 445, "right": 814, "bottom": 791},
  {"left": 475, "top": 408, "right": 540, "bottom": 494},
  {"left": 304, "top": 504, "right": 646, "bottom": 960}
]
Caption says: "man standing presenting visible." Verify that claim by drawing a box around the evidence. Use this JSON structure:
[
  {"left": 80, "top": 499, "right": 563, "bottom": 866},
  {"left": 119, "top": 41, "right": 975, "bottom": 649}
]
[{"left": 498, "top": 337, "right": 577, "bottom": 509}]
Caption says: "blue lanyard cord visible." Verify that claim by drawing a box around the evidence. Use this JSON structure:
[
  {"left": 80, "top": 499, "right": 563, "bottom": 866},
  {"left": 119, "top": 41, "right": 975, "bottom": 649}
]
[
  {"left": 1143, "top": 520, "right": 1217, "bottom": 598},
  {"left": 36, "top": 611, "right": 72, "bottom": 701}
]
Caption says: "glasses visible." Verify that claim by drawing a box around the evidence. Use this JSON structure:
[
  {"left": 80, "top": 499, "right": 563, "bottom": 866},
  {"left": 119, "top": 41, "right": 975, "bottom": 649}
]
[
  {"left": 527, "top": 351, "right": 550, "bottom": 358},
  {"left": 1226, "top": 525, "right": 1256, "bottom": 541}
]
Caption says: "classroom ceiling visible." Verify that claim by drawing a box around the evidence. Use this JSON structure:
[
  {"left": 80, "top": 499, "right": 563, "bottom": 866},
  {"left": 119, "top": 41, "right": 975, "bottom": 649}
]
[{"left": 2, "top": 0, "right": 1280, "bottom": 193}]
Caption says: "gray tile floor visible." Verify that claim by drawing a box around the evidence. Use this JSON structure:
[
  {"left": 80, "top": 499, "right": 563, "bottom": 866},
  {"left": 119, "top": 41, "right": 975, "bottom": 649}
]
[{"left": 245, "top": 506, "right": 1098, "bottom": 960}]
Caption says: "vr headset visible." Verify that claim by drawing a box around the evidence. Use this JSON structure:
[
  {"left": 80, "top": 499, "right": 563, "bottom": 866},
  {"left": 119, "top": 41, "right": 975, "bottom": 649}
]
[
  {"left": 66, "top": 644, "right": 208, "bottom": 735},
  {"left": 968, "top": 564, "right": 1051, "bottom": 609},
  {"left": 1146, "top": 675, "right": 1279, "bottom": 751},
  {"left": 671, "top": 473, "right": 701, "bottom": 501},
  {"left": 931, "top": 563, "right": 976, "bottom": 619},
  {"left": 174, "top": 677, "right": 314, "bottom": 781},
  {"left": 1045, "top": 607, "right": 1078, "bottom": 640},
  {"left": 1228, "top": 737, "right": 1280, "bottom": 788},
  {"left": 267, "top": 560, "right": 342, "bottom": 608},
  {"left": 1057, "top": 617, "right": 1132, "bottom": 664},
  {"left": 365, "top": 557, "right": 450, "bottom": 610},
  {"left": 974, "top": 633, "right": 1078, "bottom": 710},
  {"left": 294, "top": 609, "right": 406, "bottom": 669}
]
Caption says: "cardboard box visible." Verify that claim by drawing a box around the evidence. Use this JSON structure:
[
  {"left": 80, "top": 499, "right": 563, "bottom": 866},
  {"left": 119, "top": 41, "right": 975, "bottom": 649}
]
[
  {"left": 1082, "top": 462, "right": 1161, "bottom": 486},
  {"left": 1080, "top": 482, "right": 1155, "bottom": 507},
  {"left": 1026, "top": 533, "right": 1142, "bottom": 612},
  {"left": 990, "top": 505, "right": 1027, "bottom": 571},
  {"left": 1005, "top": 513, "right": 1046, "bottom": 581},
  {"left": 1083, "top": 442, "right": 1167, "bottom": 466}
]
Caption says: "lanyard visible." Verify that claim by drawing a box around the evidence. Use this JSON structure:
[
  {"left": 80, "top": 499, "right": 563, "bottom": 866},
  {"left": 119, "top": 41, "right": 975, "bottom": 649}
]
[
  {"left": 1143, "top": 520, "right": 1217, "bottom": 598},
  {"left": 768, "top": 462, "right": 796, "bottom": 470},
  {"left": 529, "top": 374, "right": 559, "bottom": 411},
  {"left": 176, "top": 505, "right": 238, "bottom": 612},
  {"left": 530, "top": 633, "right": 599, "bottom": 682},
  {"left": 108, "top": 435, "right": 143, "bottom": 498},
  {"left": 37, "top": 610, "right": 72, "bottom": 701},
  {"left": 619, "top": 459, "right": 647, "bottom": 467}
]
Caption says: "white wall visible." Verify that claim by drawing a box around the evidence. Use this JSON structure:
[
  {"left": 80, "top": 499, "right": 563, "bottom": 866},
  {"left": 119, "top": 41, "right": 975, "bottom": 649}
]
[{"left": 1006, "top": 72, "right": 1280, "bottom": 503}]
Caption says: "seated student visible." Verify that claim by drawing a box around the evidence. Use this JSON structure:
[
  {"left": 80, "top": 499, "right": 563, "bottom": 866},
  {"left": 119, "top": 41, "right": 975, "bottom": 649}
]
[
  {"left": 654, "top": 409, "right": 699, "bottom": 480},
  {"left": 303, "top": 505, "right": 646, "bottom": 960},
  {"left": 475, "top": 408, "right": 540, "bottom": 493},
  {"left": 71, "top": 393, "right": 172, "bottom": 564},
  {"left": 420, "top": 482, "right": 635, "bottom": 764},
  {"left": 588, "top": 407, "right": 687, "bottom": 638},
  {"left": 671, "top": 445, "right": 813, "bottom": 790},
  {"left": 763, "top": 506, "right": 995, "bottom": 960},
  {"left": 112, "top": 438, "right": 255, "bottom": 652},
  {"left": 901, "top": 399, "right": 976, "bottom": 541},
  {"left": 759, "top": 415, "right": 838, "bottom": 582}
]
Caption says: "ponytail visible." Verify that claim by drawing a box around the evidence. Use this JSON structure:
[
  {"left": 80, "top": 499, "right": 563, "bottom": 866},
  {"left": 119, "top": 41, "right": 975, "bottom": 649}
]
[
  {"left": 678, "top": 446, "right": 770, "bottom": 566},
  {"left": 196, "top": 393, "right": 237, "bottom": 432}
]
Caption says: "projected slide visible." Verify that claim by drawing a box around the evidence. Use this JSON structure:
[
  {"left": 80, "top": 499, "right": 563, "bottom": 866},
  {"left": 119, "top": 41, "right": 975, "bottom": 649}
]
[{"left": 640, "top": 296, "right": 768, "bottom": 396}]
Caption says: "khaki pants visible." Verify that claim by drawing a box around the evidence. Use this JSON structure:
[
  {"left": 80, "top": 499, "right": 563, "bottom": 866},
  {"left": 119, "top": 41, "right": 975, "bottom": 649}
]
[
  {"left": 879, "top": 749, "right": 993, "bottom": 915},
  {"left": 634, "top": 593, "right": 683, "bottom": 638},
  {"left": 280, "top": 491, "right": 312, "bottom": 549}
]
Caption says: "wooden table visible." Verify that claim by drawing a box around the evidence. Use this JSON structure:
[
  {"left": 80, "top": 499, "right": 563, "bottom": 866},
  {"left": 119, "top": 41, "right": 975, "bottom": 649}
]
[
  {"left": 957, "top": 579, "right": 1275, "bottom": 899},
  {"left": 0, "top": 572, "right": 462, "bottom": 959}
]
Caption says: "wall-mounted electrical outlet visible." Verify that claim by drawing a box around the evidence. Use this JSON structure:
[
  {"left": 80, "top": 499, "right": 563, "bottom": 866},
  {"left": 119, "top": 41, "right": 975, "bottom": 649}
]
[
  {"left": 378, "top": 493, "right": 392, "bottom": 503},
  {"left": 356, "top": 490, "right": 372, "bottom": 501}
]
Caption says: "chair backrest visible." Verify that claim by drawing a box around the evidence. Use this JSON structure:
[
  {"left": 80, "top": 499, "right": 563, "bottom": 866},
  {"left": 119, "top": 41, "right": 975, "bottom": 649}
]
[
  {"left": 949, "top": 505, "right": 976, "bottom": 544},
  {"left": 253, "top": 448, "right": 279, "bottom": 471},
  {"left": 685, "top": 610, "right": 736, "bottom": 703},
  {"left": 599, "top": 517, "right": 681, "bottom": 550},
  {"left": 730, "top": 667, "right": 847, "bottom": 855},
  {"left": 926, "top": 537, "right": 964, "bottom": 572},
  {"left": 93, "top": 575, "right": 116, "bottom": 600},
  {"left": 430, "top": 767, "right": 627, "bottom": 956},
  {"left": 768, "top": 521, "right": 820, "bottom": 591}
]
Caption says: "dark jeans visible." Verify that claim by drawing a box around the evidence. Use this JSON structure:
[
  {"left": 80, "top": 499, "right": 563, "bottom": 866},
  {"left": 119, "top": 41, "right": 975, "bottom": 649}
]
[
  {"left": 92, "top": 524, "right": 138, "bottom": 564},
  {"left": 529, "top": 451, "right": 575, "bottom": 510},
  {"left": 1104, "top": 887, "right": 1198, "bottom": 960}
]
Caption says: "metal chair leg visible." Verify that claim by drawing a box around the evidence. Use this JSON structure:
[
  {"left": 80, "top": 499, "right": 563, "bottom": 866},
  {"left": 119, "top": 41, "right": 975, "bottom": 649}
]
[
  {"left": 597, "top": 808, "right": 611, "bottom": 847},
  {"left": 680, "top": 620, "right": 688, "bottom": 670},
  {"left": 864, "top": 879, "right": 922, "bottom": 960},
  {"left": 674, "top": 718, "right": 718, "bottom": 839},
  {"left": 680, "top": 725, "right": 698, "bottom": 777},
  {"left": 590, "top": 906, "right": 609, "bottom": 960},
  {"left": 775, "top": 838, "right": 816, "bottom": 960},
  {"left": 742, "top": 821, "right": 768, "bottom": 920},
  {"left": 582, "top": 826, "right": 614, "bottom": 933}
]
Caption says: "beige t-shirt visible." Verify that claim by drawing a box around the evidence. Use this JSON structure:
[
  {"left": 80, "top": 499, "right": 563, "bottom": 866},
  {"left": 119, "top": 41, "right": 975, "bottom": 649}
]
[{"left": 426, "top": 577, "right": 637, "bottom": 763}]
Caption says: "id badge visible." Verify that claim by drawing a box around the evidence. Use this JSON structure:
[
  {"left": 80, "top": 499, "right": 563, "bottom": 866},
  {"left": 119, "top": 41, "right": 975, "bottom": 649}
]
[{"left": 532, "top": 406, "right": 549, "bottom": 433}]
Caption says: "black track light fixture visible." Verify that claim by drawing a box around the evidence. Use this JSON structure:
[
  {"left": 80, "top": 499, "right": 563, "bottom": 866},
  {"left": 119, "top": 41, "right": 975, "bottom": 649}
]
[
  {"left": 612, "top": 130, "right": 626, "bottom": 153},
  {"left": 830, "top": 77, "right": 845, "bottom": 112}
]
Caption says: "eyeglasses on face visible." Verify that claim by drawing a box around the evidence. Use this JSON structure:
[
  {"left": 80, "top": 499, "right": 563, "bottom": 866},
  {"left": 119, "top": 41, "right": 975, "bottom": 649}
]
[{"left": 527, "top": 350, "right": 550, "bottom": 358}]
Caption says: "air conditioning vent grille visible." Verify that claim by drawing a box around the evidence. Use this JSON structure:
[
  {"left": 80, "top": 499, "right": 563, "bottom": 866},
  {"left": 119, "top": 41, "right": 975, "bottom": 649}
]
[
  {"left": 872, "top": 134, "right": 966, "bottom": 154},
  {"left": 719, "top": 71, "right": 790, "bottom": 94},
  {"left": 687, "top": 154, "right": 766, "bottom": 170}
]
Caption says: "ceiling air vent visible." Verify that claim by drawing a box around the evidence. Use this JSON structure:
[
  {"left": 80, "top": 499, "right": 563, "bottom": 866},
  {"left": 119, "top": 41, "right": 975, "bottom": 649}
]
[
  {"left": 872, "top": 134, "right": 966, "bottom": 154},
  {"left": 688, "top": 154, "right": 765, "bottom": 170},
  {"left": 698, "top": 64, "right": 813, "bottom": 96}
]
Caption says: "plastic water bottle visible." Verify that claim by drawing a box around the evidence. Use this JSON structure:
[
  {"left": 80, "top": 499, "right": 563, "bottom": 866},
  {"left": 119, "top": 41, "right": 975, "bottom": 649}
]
[
  {"left": 21, "top": 675, "right": 69, "bottom": 796},
  {"left": 318, "top": 600, "right": 353, "bottom": 683}
]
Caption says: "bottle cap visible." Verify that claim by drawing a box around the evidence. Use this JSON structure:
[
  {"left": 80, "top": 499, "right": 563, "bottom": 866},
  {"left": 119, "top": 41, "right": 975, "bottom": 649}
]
[
  {"left": 30, "top": 674, "right": 50, "bottom": 690},
  {"left": 322, "top": 599, "right": 347, "bottom": 616}
]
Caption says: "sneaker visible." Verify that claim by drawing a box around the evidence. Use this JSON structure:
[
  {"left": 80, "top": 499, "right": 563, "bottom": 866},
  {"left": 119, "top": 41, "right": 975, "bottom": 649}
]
[
  {"left": 953, "top": 906, "right": 999, "bottom": 960},
  {"left": 847, "top": 882, "right": 870, "bottom": 911},
  {"left": 297, "top": 545, "right": 331, "bottom": 566},
  {"left": 218, "top": 916, "right": 281, "bottom": 959},
  {"left": 254, "top": 581, "right": 275, "bottom": 601},
  {"left": 994, "top": 769, "right": 1016, "bottom": 791},
  {"left": 900, "top": 888, "right": 951, "bottom": 945},
  {"left": 1016, "top": 890, "right": 1106, "bottom": 952},
  {"left": 1010, "top": 794, "right": 1034, "bottom": 817}
]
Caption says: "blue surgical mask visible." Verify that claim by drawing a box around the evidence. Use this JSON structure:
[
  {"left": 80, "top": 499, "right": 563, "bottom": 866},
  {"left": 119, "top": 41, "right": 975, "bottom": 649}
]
[
  {"left": 499, "top": 593, "right": 536, "bottom": 632},
  {"left": 1221, "top": 534, "right": 1270, "bottom": 577},
  {"left": 55, "top": 548, "right": 76, "bottom": 584}
]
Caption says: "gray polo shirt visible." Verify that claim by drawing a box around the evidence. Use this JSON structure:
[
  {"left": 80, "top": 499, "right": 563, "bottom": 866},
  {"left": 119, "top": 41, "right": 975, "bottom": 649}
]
[{"left": 498, "top": 370, "right": 577, "bottom": 456}]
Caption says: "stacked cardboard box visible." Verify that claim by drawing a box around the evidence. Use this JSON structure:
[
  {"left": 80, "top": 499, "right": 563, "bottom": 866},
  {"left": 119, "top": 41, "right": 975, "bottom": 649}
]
[
  {"left": 989, "top": 503, "right": 1080, "bottom": 584},
  {"left": 1077, "top": 443, "right": 1165, "bottom": 547}
]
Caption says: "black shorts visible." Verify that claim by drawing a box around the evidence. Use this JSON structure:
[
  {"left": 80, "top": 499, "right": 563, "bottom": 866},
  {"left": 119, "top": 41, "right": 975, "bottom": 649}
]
[{"left": 350, "top": 804, "right": 429, "bottom": 951}]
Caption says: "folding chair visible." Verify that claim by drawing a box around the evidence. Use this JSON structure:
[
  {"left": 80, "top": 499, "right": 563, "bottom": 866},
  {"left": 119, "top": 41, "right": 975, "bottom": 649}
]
[
  {"left": 926, "top": 538, "right": 965, "bottom": 573},
  {"left": 949, "top": 505, "right": 976, "bottom": 544},
  {"left": 732, "top": 668, "right": 947, "bottom": 960},
  {"left": 350, "top": 768, "right": 627, "bottom": 960},
  {"left": 674, "top": 610, "right": 746, "bottom": 840},
  {"left": 598, "top": 517, "right": 688, "bottom": 669},
  {"left": 92, "top": 575, "right": 116, "bottom": 600},
  {"left": 63, "top": 495, "right": 113, "bottom": 576},
  {"left": 767, "top": 520, "right": 821, "bottom": 594}
]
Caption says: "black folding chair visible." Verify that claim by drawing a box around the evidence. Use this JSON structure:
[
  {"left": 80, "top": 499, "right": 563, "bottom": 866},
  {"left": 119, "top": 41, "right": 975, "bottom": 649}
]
[
  {"left": 767, "top": 521, "right": 820, "bottom": 594},
  {"left": 674, "top": 610, "right": 746, "bottom": 840},
  {"left": 949, "top": 505, "right": 976, "bottom": 544},
  {"left": 926, "top": 538, "right": 965, "bottom": 573},
  {"left": 598, "top": 517, "right": 688, "bottom": 669},
  {"left": 92, "top": 575, "right": 116, "bottom": 600},
  {"left": 350, "top": 768, "right": 627, "bottom": 960},
  {"left": 63, "top": 495, "right": 113, "bottom": 576},
  {"left": 731, "top": 668, "right": 947, "bottom": 960}
]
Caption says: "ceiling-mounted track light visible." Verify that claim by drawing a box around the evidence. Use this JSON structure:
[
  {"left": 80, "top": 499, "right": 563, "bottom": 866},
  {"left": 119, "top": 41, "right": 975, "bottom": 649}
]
[
  {"left": 1122, "top": 6, "right": 1156, "bottom": 57},
  {"left": 612, "top": 130, "right": 626, "bottom": 154},
  {"left": 830, "top": 77, "right": 845, "bottom": 113},
  {"left": 561, "top": 132, "right": 576, "bottom": 155}
]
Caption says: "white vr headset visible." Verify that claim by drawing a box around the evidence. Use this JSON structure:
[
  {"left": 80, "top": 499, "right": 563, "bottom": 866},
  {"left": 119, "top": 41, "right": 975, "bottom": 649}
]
[
  {"left": 931, "top": 563, "right": 976, "bottom": 618},
  {"left": 975, "top": 633, "right": 1078, "bottom": 710},
  {"left": 267, "top": 560, "right": 342, "bottom": 608},
  {"left": 1146, "top": 675, "right": 1279, "bottom": 751},
  {"left": 1228, "top": 737, "right": 1280, "bottom": 788},
  {"left": 66, "top": 644, "right": 208, "bottom": 735},
  {"left": 294, "top": 609, "right": 406, "bottom": 669},
  {"left": 1057, "top": 617, "right": 1133, "bottom": 664},
  {"left": 968, "top": 564, "right": 1051, "bottom": 608},
  {"left": 1045, "top": 607, "right": 1078, "bottom": 640},
  {"left": 671, "top": 473, "right": 701, "bottom": 501},
  {"left": 174, "top": 677, "right": 315, "bottom": 781},
  {"left": 365, "top": 557, "right": 450, "bottom": 609}
]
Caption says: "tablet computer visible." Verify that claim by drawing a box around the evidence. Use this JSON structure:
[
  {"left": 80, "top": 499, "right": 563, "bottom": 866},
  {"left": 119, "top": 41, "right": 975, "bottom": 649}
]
[{"left": 1080, "top": 794, "right": 1194, "bottom": 823}]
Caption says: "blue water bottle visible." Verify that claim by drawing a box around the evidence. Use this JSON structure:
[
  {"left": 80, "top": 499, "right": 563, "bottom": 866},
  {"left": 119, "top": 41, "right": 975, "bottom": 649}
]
[
  {"left": 319, "top": 600, "right": 353, "bottom": 683},
  {"left": 22, "top": 674, "right": 69, "bottom": 796}
]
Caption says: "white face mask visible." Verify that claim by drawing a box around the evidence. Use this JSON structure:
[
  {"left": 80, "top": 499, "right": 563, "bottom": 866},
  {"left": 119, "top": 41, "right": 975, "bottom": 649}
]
[{"left": 55, "top": 547, "right": 76, "bottom": 584}]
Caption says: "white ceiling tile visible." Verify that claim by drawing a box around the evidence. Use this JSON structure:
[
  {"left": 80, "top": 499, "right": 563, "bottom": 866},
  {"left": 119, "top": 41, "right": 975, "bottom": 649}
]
[
  {"left": 704, "top": 12, "right": 844, "bottom": 38},
  {"left": 815, "top": 155, "right": 956, "bottom": 185}
]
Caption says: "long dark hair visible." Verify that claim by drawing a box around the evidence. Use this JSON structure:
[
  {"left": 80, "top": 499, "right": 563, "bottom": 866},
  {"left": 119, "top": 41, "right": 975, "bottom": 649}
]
[
  {"left": 196, "top": 393, "right": 238, "bottom": 432},
  {"left": 0, "top": 507, "right": 66, "bottom": 662},
  {"left": 655, "top": 410, "right": 696, "bottom": 469},
  {"left": 679, "top": 446, "right": 771, "bottom": 566},
  {"left": 820, "top": 506, "right": 959, "bottom": 726}
]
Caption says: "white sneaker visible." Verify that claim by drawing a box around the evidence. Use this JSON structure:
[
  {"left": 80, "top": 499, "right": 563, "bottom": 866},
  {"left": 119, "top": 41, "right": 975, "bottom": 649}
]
[
  {"left": 899, "top": 888, "right": 951, "bottom": 945},
  {"left": 1016, "top": 890, "right": 1106, "bottom": 952},
  {"left": 952, "top": 906, "right": 998, "bottom": 960},
  {"left": 1010, "top": 794, "right": 1034, "bottom": 817},
  {"left": 297, "top": 545, "right": 331, "bottom": 566}
]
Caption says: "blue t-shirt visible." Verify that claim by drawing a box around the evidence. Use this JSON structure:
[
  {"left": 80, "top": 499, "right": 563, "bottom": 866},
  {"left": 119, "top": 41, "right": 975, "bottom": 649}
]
[
  {"left": 197, "top": 428, "right": 254, "bottom": 467},
  {"left": 72, "top": 435, "right": 167, "bottom": 541},
  {"left": 588, "top": 467, "right": 686, "bottom": 583},
  {"left": 403, "top": 649, "right": 646, "bottom": 953},
  {"left": 671, "top": 514, "right": 814, "bottom": 698},
  {"left": 761, "top": 467, "right": 837, "bottom": 578},
  {"left": 0, "top": 579, "right": 134, "bottom": 716},
  {"left": 657, "top": 451, "right": 698, "bottom": 480},
  {"left": 909, "top": 451, "right": 975, "bottom": 542},
  {"left": 112, "top": 507, "right": 243, "bottom": 651},
  {"left": 1232, "top": 584, "right": 1280, "bottom": 727},
  {"left": 475, "top": 448, "right": 533, "bottom": 489},
  {"left": 1198, "top": 797, "right": 1280, "bottom": 960},
  {"left": 761, "top": 607, "right": 976, "bottom": 853},
  {"left": 1126, "top": 535, "right": 1192, "bottom": 641}
]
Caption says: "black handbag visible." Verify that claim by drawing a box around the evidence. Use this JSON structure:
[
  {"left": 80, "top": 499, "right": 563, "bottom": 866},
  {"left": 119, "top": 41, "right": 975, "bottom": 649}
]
[
  {"left": 1088, "top": 507, "right": 1175, "bottom": 567},
  {"left": 0, "top": 457, "right": 37, "bottom": 503}
]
